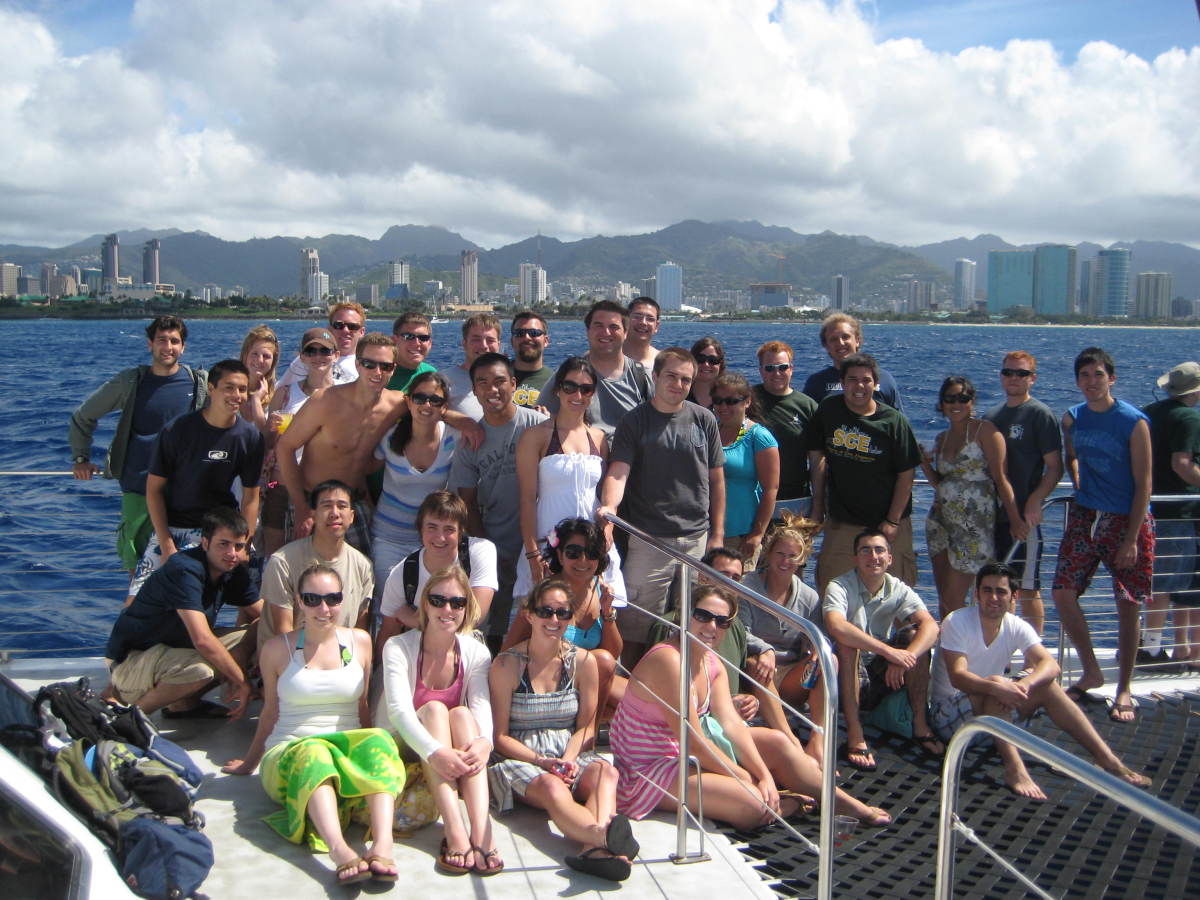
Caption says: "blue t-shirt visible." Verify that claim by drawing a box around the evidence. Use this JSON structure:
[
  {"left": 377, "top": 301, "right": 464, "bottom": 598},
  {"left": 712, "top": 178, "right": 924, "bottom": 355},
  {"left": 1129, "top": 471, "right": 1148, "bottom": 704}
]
[
  {"left": 722, "top": 422, "right": 779, "bottom": 536},
  {"left": 802, "top": 364, "right": 904, "bottom": 412},
  {"left": 119, "top": 369, "right": 198, "bottom": 494},
  {"left": 149, "top": 410, "right": 265, "bottom": 528},
  {"left": 1069, "top": 398, "right": 1147, "bottom": 515}
]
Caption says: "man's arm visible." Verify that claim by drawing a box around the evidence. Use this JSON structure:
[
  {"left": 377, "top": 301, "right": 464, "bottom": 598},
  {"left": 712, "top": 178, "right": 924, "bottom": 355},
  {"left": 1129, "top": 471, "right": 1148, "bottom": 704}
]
[
  {"left": 176, "top": 608, "right": 250, "bottom": 720},
  {"left": 275, "top": 396, "right": 324, "bottom": 534},
  {"left": 68, "top": 371, "right": 130, "bottom": 477},
  {"left": 942, "top": 648, "right": 1026, "bottom": 709},
  {"left": 457, "top": 486, "right": 485, "bottom": 538},
  {"left": 706, "top": 466, "right": 726, "bottom": 550},
  {"left": 595, "top": 460, "right": 631, "bottom": 521},
  {"left": 824, "top": 609, "right": 898, "bottom": 660},
  {"left": 1171, "top": 450, "right": 1200, "bottom": 487},
  {"left": 880, "top": 467, "right": 914, "bottom": 542},
  {"left": 904, "top": 607, "right": 940, "bottom": 657},
  {"left": 239, "top": 485, "right": 260, "bottom": 540},
  {"left": 1118, "top": 418, "right": 1153, "bottom": 567},
  {"left": 443, "top": 409, "right": 485, "bottom": 450},
  {"left": 1025, "top": 448, "right": 1065, "bottom": 527},
  {"left": 807, "top": 450, "right": 827, "bottom": 522},
  {"left": 144, "top": 473, "right": 175, "bottom": 559}
]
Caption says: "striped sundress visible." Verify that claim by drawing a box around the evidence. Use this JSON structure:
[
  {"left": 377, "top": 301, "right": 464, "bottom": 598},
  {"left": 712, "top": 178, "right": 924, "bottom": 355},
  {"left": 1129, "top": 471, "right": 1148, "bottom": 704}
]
[
  {"left": 487, "top": 644, "right": 604, "bottom": 812},
  {"left": 610, "top": 643, "right": 718, "bottom": 820}
]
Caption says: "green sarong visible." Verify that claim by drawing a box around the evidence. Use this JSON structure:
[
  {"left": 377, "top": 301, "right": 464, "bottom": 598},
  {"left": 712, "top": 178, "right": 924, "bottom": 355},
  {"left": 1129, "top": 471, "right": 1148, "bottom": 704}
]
[
  {"left": 117, "top": 492, "right": 153, "bottom": 571},
  {"left": 260, "top": 727, "right": 404, "bottom": 848}
]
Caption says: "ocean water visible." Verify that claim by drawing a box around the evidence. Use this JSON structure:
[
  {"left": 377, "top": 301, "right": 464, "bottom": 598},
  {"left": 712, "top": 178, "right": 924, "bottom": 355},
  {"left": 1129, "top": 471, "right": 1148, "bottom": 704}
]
[{"left": 1, "top": 317, "right": 1194, "bottom": 656}]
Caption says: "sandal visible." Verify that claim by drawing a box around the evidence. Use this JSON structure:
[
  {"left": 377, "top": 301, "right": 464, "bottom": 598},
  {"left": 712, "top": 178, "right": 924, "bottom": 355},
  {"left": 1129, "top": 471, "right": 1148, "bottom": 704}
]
[
  {"left": 435, "top": 839, "right": 472, "bottom": 876},
  {"left": 566, "top": 847, "right": 633, "bottom": 882},
  {"left": 1108, "top": 700, "right": 1137, "bottom": 723},
  {"left": 1065, "top": 685, "right": 1099, "bottom": 705},
  {"left": 841, "top": 742, "right": 877, "bottom": 772},
  {"left": 334, "top": 856, "right": 370, "bottom": 886},
  {"left": 473, "top": 845, "right": 504, "bottom": 876},
  {"left": 161, "top": 698, "right": 229, "bottom": 719},
  {"left": 605, "top": 813, "right": 640, "bottom": 859},
  {"left": 363, "top": 852, "right": 398, "bottom": 882},
  {"left": 912, "top": 733, "right": 945, "bottom": 758}
]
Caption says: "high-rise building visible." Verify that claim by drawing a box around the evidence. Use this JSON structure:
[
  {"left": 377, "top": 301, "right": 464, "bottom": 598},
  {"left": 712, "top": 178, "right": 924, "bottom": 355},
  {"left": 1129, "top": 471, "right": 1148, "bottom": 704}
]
[
  {"left": 1078, "top": 259, "right": 1093, "bottom": 314},
  {"left": 0, "top": 263, "right": 20, "bottom": 297},
  {"left": 1095, "top": 248, "right": 1132, "bottom": 316},
  {"left": 641, "top": 276, "right": 656, "bottom": 299},
  {"left": 40, "top": 263, "right": 58, "bottom": 296},
  {"left": 907, "top": 280, "right": 937, "bottom": 313},
  {"left": 750, "top": 283, "right": 791, "bottom": 309},
  {"left": 656, "top": 262, "right": 683, "bottom": 311},
  {"left": 518, "top": 263, "right": 547, "bottom": 305},
  {"left": 987, "top": 250, "right": 1035, "bottom": 313},
  {"left": 953, "top": 259, "right": 977, "bottom": 310},
  {"left": 307, "top": 271, "right": 329, "bottom": 304},
  {"left": 423, "top": 280, "right": 443, "bottom": 296},
  {"left": 460, "top": 250, "right": 479, "bottom": 303},
  {"left": 300, "top": 248, "right": 320, "bottom": 297},
  {"left": 832, "top": 274, "right": 848, "bottom": 310},
  {"left": 101, "top": 234, "right": 120, "bottom": 289},
  {"left": 81, "top": 268, "right": 102, "bottom": 294},
  {"left": 1032, "top": 245, "right": 1077, "bottom": 315},
  {"left": 609, "top": 281, "right": 633, "bottom": 303},
  {"left": 142, "top": 239, "right": 161, "bottom": 285},
  {"left": 356, "top": 284, "right": 380, "bottom": 308},
  {"left": 387, "top": 261, "right": 410, "bottom": 289},
  {"left": 1134, "top": 272, "right": 1174, "bottom": 319},
  {"left": 49, "top": 273, "right": 77, "bottom": 298}
]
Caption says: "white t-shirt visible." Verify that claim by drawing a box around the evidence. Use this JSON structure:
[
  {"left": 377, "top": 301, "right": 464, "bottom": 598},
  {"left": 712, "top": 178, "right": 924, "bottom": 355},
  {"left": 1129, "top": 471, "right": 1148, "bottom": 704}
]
[
  {"left": 930, "top": 606, "right": 1040, "bottom": 704},
  {"left": 277, "top": 352, "right": 359, "bottom": 392},
  {"left": 378, "top": 537, "right": 499, "bottom": 618}
]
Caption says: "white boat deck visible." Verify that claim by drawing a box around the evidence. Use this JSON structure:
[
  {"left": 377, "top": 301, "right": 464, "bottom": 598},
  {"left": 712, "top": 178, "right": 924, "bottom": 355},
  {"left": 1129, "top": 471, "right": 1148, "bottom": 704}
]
[{"left": 5, "top": 656, "right": 776, "bottom": 899}]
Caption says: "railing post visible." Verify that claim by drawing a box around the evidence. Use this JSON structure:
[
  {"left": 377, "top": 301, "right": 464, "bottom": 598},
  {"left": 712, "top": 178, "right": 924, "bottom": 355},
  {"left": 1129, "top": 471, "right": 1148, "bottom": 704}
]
[
  {"left": 935, "top": 716, "right": 971, "bottom": 900},
  {"left": 814, "top": 629, "right": 838, "bottom": 900},
  {"left": 674, "top": 562, "right": 694, "bottom": 862}
]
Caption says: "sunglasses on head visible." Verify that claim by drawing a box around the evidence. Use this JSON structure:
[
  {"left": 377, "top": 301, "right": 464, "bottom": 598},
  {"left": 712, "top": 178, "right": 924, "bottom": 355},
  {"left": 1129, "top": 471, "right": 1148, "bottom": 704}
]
[
  {"left": 710, "top": 395, "right": 746, "bottom": 407},
  {"left": 512, "top": 327, "right": 546, "bottom": 338},
  {"left": 691, "top": 607, "right": 733, "bottom": 628},
  {"left": 560, "top": 379, "right": 596, "bottom": 396},
  {"left": 410, "top": 391, "right": 446, "bottom": 407},
  {"left": 941, "top": 393, "right": 973, "bottom": 404},
  {"left": 303, "top": 345, "right": 334, "bottom": 356},
  {"left": 696, "top": 354, "right": 723, "bottom": 366},
  {"left": 398, "top": 331, "right": 432, "bottom": 343},
  {"left": 1000, "top": 368, "right": 1033, "bottom": 378},
  {"left": 428, "top": 593, "right": 468, "bottom": 610},
  {"left": 359, "top": 358, "right": 397, "bottom": 373},
  {"left": 762, "top": 362, "right": 791, "bottom": 373},
  {"left": 561, "top": 543, "right": 601, "bottom": 560},
  {"left": 331, "top": 320, "right": 363, "bottom": 332},
  {"left": 300, "top": 591, "right": 343, "bottom": 608},
  {"left": 533, "top": 605, "right": 573, "bottom": 621}
]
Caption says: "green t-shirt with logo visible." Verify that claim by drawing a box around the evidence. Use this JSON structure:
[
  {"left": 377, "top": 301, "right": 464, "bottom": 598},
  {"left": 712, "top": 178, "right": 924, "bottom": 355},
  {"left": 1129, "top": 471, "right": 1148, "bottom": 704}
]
[{"left": 514, "top": 366, "right": 553, "bottom": 410}]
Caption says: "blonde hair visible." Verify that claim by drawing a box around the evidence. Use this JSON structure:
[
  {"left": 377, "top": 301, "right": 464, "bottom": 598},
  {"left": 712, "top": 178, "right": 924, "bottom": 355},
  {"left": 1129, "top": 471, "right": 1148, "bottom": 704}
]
[
  {"left": 763, "top": 511, "right": 823, "bottom": 565},
  {"left": 418, "top": 565, "right": 480, "bottom": 634},
  {"left": 239, "top": 325, "right": 279, "bottom": 404}
]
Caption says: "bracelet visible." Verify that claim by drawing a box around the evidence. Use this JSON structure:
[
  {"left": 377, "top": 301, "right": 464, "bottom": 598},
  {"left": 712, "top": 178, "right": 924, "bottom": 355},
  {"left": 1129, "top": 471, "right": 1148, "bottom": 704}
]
[
  {"left": 884, "top": 518, "right": 900, "bottom": 527},
  {"left": 602, "top": 611, "right": 617, "bottom": 622},
  {"left": 525, "top": 549, "right": 541, "bottom": 559}
]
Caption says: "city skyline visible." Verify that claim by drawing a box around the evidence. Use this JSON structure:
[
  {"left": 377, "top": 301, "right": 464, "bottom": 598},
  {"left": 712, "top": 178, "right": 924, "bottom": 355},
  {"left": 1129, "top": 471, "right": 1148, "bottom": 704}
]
[{"left": 1, "top": 2, "right": 1196, "bottom": 252}]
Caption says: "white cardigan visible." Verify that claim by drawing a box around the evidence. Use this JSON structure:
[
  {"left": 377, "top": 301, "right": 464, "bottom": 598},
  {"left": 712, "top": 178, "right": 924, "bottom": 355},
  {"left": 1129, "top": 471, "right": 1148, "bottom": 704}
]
[{"left": 381, "top": 629, "right": 494, "bottom": 761}]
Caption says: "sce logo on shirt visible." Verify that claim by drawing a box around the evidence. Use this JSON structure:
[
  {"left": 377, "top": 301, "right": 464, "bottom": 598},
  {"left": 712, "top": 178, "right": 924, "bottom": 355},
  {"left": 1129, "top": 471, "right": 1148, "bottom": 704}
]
[{"left": 831, "top": 426, "right": 872, "bottom": 454}]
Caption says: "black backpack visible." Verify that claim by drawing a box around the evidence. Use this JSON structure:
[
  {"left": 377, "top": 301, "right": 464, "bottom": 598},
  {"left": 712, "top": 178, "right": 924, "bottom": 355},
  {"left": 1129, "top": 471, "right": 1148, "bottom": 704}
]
[{"left": 402, "top": 538, "right": 473, "bottom": 607}]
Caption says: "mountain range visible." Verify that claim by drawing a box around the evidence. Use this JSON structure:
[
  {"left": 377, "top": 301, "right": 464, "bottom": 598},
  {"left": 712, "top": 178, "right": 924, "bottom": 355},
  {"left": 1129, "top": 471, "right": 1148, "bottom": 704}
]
[{"left": 2, "top": 222, "right": 1197, "bottom": 300}]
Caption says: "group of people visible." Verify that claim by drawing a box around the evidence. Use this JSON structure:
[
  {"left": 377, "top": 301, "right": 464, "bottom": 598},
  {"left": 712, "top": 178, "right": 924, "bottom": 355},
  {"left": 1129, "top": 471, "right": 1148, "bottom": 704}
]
[{"left": 69, "top": 301, "right": 1189, "bottom": 884}]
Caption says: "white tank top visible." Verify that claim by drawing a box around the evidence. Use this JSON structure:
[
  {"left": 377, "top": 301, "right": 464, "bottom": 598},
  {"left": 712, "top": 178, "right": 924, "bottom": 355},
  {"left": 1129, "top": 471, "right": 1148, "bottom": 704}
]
[{"left": 265, "top": 628, "right": 364, "bottom": 750}]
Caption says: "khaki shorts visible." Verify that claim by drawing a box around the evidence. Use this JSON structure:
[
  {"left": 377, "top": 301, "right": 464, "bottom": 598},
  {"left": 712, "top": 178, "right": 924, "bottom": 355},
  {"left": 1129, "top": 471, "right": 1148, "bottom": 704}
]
[
  {"left": 816, "top": 517, "right": 916, "bottom": 598},
  {"left": 110, "top": 626, "right": 249, "bottom": 704}
]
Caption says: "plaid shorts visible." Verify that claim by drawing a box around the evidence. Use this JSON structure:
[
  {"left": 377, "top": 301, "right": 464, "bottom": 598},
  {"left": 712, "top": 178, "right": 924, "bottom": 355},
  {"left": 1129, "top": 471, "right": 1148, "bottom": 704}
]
[{"left": 1052, "top": 504, "right": 1154, "bottom": 605}]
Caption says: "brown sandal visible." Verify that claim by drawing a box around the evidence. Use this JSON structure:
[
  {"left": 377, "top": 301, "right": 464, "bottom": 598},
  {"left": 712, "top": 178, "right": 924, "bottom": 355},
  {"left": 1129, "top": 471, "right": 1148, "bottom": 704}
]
[
  {"left": 334, "top": 856, "right": 370, "bottom": 886},
  {"left": 363, "top": 852, "right": 398, "bottom": 882},
  {"left": 473, "top": 845, "right": 505, "bottom": 876},
  {"left": 435, "top": 839, "right": 472, "bottom": 876}
]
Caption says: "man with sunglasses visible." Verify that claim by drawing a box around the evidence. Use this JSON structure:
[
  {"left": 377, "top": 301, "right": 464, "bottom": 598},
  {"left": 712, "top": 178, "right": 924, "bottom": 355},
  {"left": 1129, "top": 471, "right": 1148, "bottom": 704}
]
[
  {"left": 510, "top": 310, "right": 553, "bottom": 409},
  {"left": 753, "top": 340, "right": 817, "bottom": 516},
  {"left": 256, "top": 479, "right": 373, "bottom": 653},
  {"left": 386, "top": 312, "right": 437, "bottom": 392},
  {"left": 277, "top": 301, "right": 368, "bottom": 392},
  {"left": 984, "top": 351, "right": 1063, "bottom": 635}
]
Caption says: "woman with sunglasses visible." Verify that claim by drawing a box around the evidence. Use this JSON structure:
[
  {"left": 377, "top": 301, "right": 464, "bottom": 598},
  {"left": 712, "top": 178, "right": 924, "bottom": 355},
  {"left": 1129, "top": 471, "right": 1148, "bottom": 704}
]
[
  {"left": 611, "top": 585, "right": 890, "bottom": 829},
  {"left": 223, "top": 565, "right": 403, "bottom": 886},
  {"left": 371, "top": 371, "right": 458, "bottom": 594},
  {"left": 711, "top": 372, "right": 779, "bottom": 567},
  {"left": 260, "top": 328, "right": 337, "bottom": 554},
  {"left": 489, "top": 579, "right": 638, "bottom": 882},
  {"left": 687, "top": 337, "right": 725, "bottom": 409},
  {"left": 921, "top": 375, "right": 1021, "bottom": 617},
  {"left": 515, "top": 356, "right": 626, "bottom": 605},
  {"left": 382, "top": 565, "right": 502, "bottom": 876},
  {"left": 239, "top": 325, "right": 280, "bottom": 432}
]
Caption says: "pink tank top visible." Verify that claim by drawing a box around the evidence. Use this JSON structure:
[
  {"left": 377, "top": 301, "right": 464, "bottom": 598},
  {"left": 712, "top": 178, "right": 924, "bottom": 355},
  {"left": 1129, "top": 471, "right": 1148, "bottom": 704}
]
[{"left": 412, "top": 643, "right": 464, "bottom": 710}]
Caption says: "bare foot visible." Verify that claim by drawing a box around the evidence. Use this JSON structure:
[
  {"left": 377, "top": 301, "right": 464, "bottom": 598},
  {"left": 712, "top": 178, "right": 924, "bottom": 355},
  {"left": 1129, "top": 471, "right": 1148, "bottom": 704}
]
[
  {"left": 1103, "top": 764, "right": 1151, "bottom": 788},
  {"left": 1069, "top": 670, "right": 1104, "bottom": 694},
  {"left": 859, "top": 806, "right": 891, "bottom": 826},
  {"left": 1005, "top": 771, "right": 1047, "bottom": 801}
]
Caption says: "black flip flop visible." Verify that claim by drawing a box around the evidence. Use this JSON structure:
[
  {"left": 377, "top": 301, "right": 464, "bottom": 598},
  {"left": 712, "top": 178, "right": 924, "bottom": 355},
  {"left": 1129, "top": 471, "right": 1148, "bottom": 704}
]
[
  {"left": 1064, "top": 685, "right": 1099, "bottom": 705},
  {"left": 911, "top": 733, "right": 945, "bottom": 759},
  {"left": 605, "top": 814, "right": 640, "bottom": 859},
  {"left": 161, "top": 699, "right": 229, "bottom": 719},
  {"left": 566, "top": 848, "right": 632, "bottom": 882},
  {"left": 840, "top": 742, "right": 877, "bottom": 772}
]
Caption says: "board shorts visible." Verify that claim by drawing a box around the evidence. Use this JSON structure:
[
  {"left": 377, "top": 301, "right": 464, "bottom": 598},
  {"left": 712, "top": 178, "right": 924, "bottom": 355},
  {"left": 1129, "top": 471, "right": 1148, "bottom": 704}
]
[
  {"left": 117, "top": 492, "right": 153, "bottom": 571},
  {"left": 1052, "top": 504, "right": 1154, "bottom": 605},
  {"left": 128, "top": 526, "right": 204, "bottom": 598}
]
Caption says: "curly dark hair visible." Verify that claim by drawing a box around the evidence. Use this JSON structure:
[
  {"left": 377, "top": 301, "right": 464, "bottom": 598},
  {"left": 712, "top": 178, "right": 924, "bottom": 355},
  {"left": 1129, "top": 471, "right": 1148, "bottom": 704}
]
[{"left": 543, "top": 517, "right": 606, "bottom": 577}]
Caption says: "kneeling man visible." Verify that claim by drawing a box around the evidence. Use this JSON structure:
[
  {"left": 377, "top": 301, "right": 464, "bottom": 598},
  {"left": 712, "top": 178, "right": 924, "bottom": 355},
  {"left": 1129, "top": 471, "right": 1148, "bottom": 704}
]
[
  {"left": 106, "top": 507, "right": 261, "bottom": 719},
  {"left": 931, "top": 563, "right": 1150, "bottom": 799}
]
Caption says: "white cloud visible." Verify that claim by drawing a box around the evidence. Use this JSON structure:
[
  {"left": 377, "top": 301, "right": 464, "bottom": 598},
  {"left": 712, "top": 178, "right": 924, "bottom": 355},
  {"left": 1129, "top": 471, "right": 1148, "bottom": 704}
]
[{"left": 0, "top": 0, "right": 1197, "bottom": 249}]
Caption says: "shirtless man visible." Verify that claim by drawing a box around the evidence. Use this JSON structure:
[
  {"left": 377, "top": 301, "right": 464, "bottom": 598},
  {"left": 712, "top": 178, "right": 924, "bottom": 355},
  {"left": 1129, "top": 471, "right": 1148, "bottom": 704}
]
[{"left": 623, "top": 296, "right": 660, "bottom": 367}]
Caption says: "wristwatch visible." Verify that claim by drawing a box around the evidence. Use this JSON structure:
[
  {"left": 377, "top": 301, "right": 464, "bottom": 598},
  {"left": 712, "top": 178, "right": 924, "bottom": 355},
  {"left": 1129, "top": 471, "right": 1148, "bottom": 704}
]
[
  {"left": 602, "top": 611, "right": 618, "bottom": 622},
  {"left": 73, "top": 454, "right": 89, "bottom": 465}
]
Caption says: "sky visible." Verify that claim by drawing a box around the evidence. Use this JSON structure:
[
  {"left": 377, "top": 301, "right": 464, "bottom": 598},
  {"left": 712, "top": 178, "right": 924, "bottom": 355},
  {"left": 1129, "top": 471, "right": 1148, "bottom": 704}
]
[{"left": 2, "top": 0, "right": 1198, "bottom": 250}]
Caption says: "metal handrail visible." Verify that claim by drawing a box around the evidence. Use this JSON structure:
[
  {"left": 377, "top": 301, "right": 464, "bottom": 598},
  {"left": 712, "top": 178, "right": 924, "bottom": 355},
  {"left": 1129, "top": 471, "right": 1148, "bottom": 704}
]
[
  {"left": 935, "top": 715, "right": 1200, "bottom": 899},
  {"left": 601, "top": 512, "right": 839, "bottom": 900}
]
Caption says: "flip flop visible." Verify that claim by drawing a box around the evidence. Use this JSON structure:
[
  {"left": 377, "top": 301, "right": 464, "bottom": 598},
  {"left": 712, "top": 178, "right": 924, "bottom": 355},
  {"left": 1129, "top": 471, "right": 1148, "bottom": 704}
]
[
  {"left": 1064, "top": 685, "right": 1100, "bottom": 705},
  {"left": 334, "top": 856, "right": 370, "bottom": 886},
  {"left": 363, "top": 853, "right": 398, "bottom": 882},
  {"left": 566, "top": 847, "right": 633, "bottom": 882},
  {"left": 841, "top": 742, "right": 877, "bottom": 772},
  {"left": 1108, "top": 700, "right": 1137, "bottom": 723},
  {"left": 434, "top": 839, "right": 472, "bottom": 876},
  {"left": 161, "top": 699, "right": 229, "bottom": 719},
  {"left": 472, "top": 845, "right": 504, "bottom": 876},
  {"left": 911, "top": 733, "right": 945, "bottom": 758},
  {"left": 605, "top": 813, "right": 640, "bottom": 859}
]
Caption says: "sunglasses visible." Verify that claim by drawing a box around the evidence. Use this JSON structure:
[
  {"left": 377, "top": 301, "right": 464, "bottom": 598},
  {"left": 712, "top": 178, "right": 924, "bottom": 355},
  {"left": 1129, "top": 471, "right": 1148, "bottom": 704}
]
[
  {"left": 941, "top": 393, "right": 974, "bottom": 405},
  {"left": 1000, "top": 368, "right": 1034, "bottom": 378},
  {"left": 560, "top": 379, "right": 596, "bottom": 396},
  {"left": 696, "top": 354, "right": 723, "bottom": 366},
  {"left": 300, "top": 591, "right": 343, "bottom": 608},
  {"left": 561, "top": 543, "right": 601, "bottom": 561},
  {"left": 762, "top": 363, "right": 792, "bottom": 373},
  {"left": 398, "top": 331, "right": 432, "bottom": 343},
  {"left": 428, "top": 593, "right": 468, "bottom": 610},
  {"left": 711, "top": 395, "right": 747, "bottom": 407},
  {"left": 512, "top": 327, "right": 546, "bottom": 338},
  {"left": 359, "top": 358, "right": 397, "bottom": 373},
  {"left": 303, "top": 345, "right": 334, "bottom": 356},
  {"left": 411, "top": 391, "right": 446, "bottom": 407},
  {"left": 331, "top": 320, "right": 363, "bottom": 332},
  {"left": 691, "top": 607, "right": 734, "bottom": 629},
  {"left": 533, "top": 605, "right": 574, "bottom": 621}
]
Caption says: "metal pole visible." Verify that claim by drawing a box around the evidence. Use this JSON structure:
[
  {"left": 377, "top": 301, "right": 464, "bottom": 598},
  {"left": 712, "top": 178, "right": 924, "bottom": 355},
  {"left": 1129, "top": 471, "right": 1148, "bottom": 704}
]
[
  {"left": 674, "top": 562, "right": 694, "bottom": 862},
  {"left": 814, "top": 629, "right": 838, "bottom": 900}
]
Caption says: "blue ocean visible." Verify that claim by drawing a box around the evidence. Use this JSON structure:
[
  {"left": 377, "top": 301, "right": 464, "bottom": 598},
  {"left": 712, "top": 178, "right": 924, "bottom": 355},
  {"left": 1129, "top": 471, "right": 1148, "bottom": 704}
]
[{"left": 1, "top": 317, "right": 1194, "bottom": 657}]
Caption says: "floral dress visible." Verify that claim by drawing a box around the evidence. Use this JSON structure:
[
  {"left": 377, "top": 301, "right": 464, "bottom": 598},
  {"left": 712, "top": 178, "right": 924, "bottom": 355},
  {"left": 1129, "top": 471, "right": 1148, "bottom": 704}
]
[{"left": 926, "top": 421, "right": 996, "bottom": 574}]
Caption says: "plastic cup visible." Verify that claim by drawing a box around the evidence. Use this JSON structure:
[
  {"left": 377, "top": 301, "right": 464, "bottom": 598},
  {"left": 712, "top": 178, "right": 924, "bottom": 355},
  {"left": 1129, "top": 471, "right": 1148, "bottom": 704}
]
[
  {"left": 276, "top": 412, "right": 294, "bottom": 434},
  {"left": 833, "top": 815, "right": 858, "bottom": 847}
]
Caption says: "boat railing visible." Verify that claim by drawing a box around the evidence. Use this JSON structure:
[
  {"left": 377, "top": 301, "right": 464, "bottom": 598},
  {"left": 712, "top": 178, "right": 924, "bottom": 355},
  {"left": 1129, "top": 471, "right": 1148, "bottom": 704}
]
[{"left": 935, "top": 715, "right": 1200, "bottom": 900}]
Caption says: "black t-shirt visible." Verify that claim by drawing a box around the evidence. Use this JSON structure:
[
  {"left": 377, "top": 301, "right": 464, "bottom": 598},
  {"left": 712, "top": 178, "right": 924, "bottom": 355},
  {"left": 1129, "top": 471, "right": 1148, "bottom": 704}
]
[
  {"left": 120, "top": 369, "right": 199, "bottom": 494},
  {"left": 753, "top": 385, "right": 817, "bottom": 500},
  {"left": 1144, "top": 398, "right": 1200, "bottom": 519},
  {"left": 803, "top": 396, "right": 922, "bottom": 526},
  {"left": 106, "top": 546, "right": 259, "bottom": 663},
  {"left": 149, "top": 410, "right": 265, "bottom": 528}
]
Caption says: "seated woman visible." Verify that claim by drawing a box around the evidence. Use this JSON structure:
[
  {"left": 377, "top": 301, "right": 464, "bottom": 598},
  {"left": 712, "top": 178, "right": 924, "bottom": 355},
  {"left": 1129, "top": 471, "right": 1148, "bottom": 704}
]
[
  {"left": 382, "top": 565, "right": 501, "bottom": 876},
  {"left": 504, "top": 518, "right": 624, "bottom": 714},
  {"left": 223, "top": 564, "right": 403, "bottom": 886},
  {"left": 611, "top": 585, "right": 890, "bottom": 830},
  {"left": 489, "top": 579, "right": 639, "bottom": 882},
  {"left": 376, "top": 490, "right": 497, "bottom": 654}
]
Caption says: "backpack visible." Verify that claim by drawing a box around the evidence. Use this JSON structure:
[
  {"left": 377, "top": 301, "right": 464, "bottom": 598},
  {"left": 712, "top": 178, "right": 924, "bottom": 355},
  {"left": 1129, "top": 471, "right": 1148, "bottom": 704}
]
[{"left": 402, "top": 539, "right": 473, "bottom": 607}]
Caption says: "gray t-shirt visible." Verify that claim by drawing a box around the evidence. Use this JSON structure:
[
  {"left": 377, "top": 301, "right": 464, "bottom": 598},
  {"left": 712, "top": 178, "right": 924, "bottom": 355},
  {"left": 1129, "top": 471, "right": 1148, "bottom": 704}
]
[
  {"left": 448, "top": 405, "right": 547, "bottom": 558},
  {"left": 443, "top": 363, "right": 484, "bottom": 421},
  {"left": 822, "top": 570, "right": 925, "bottom": 643},
  {"left": 610, "top": 401, "right": 724, "bottom": 537},
  {"left": 740, "top": 571, "right": 821, "bottom": 664},
  {"left": 984, "top": 397, "right": 1061, "bottom": 519},
  {"left": 543, "top": 355, "right": 652, "bottom": 437}
]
